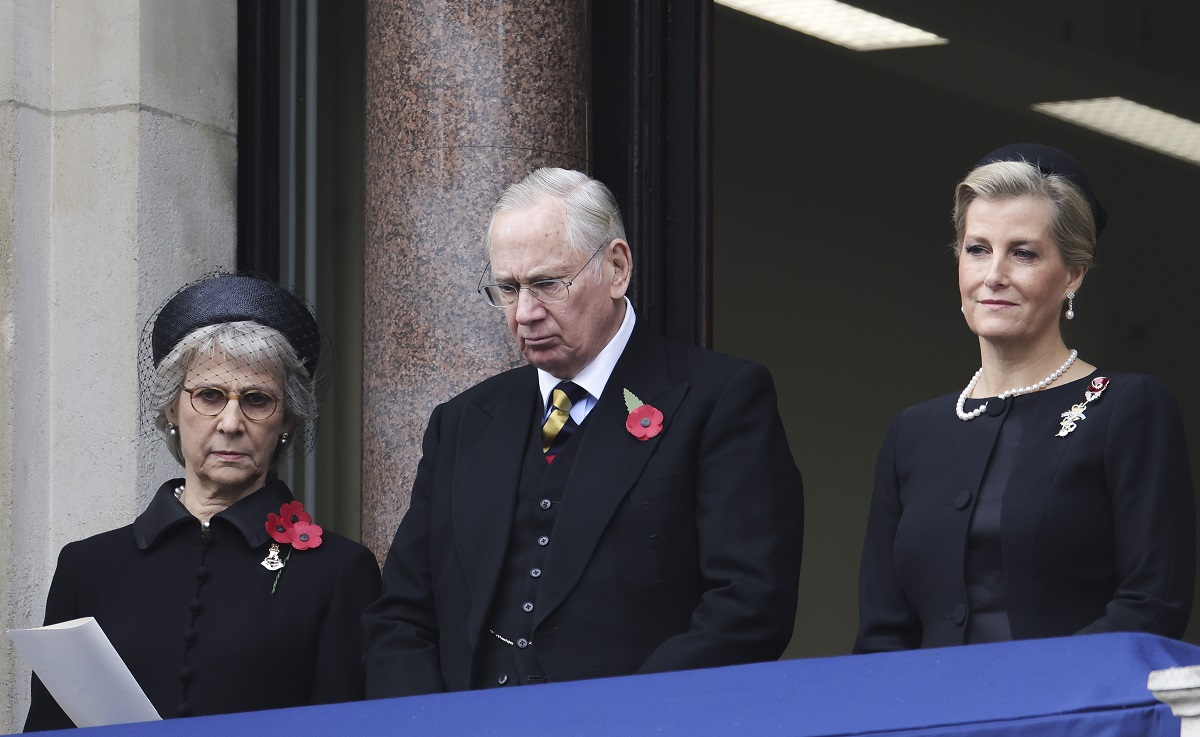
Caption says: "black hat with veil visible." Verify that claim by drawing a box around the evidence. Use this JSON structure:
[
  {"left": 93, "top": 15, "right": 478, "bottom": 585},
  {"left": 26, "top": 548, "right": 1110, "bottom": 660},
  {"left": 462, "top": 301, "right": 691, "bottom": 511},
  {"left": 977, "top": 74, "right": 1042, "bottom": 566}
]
[{"left": 138, "top": 272, "right": 327, "bottom": 456}]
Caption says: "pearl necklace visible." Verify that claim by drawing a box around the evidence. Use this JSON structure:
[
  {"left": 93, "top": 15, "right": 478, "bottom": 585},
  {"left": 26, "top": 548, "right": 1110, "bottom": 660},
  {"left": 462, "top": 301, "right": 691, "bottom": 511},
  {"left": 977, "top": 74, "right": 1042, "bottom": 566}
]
[
  {"left": 174, "top": 484, "right": 211, "bottom": 530},
  {"left": 955, "top": 349, "right": 1078, "bottom": 421}
]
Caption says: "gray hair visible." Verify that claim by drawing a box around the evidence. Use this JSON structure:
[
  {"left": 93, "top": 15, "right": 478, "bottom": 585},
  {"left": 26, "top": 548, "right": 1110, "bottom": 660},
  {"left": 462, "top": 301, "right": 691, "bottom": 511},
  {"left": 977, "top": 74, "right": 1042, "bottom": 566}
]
[
  {"left": 149, "top": 321, "right": 318, "bottom": 468},
  {"left": 486, "top": 168, "right": 627, "bottom": 279},
  {"left": 952, "top": 159, "right": 1097, "bottom": 270}
]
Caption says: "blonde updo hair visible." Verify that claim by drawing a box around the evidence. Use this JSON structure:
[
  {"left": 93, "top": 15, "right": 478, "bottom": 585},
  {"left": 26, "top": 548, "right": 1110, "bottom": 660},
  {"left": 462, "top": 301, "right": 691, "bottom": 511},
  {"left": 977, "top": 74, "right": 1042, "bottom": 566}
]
[{"left": 952, "top": 159, "right": 1097, "bottom": 270}]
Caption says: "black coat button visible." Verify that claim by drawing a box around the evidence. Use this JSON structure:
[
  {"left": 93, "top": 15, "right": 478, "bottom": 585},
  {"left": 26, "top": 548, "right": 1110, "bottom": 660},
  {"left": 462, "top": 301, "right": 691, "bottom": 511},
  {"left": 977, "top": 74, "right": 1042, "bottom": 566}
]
[
  {"left": 179, "top": 665, "right": 194, "bottom": 683},
  {"left": 953, "top": 604, "right": 967, "bottom": 625},
  {"left": 176, "top": 703, "right": 191, "bottom": 717},
  {"left": 522, "top": 602, "right": 534, "bottom": 613},
  {"left": 537, "top": 536, "right": 549, "bottom": 546},
  {"left": 530, "top": 568, "right": 542, "bottom": 578},
  {"left": 189, "top": 599, "right": 204, "bottom": 614},
  {"left": 194, "top": 566, "right": 209, "bottom": 581},
  {"left": 539, "top": 499, "right": 552, "bottom": 510},
  {"left": 986, "top": 397, "right": 1008, "bottom": 417},
  {"left": 954, "top": 491, "right": 973, "bottom": 510},
  {"left": 498, "top": 674, "right": 508, "bottom": 685},
  {"left": 516, "top": 638, "right": 529, "bottom": 649},
  {"left": 183, "top": 628, "right": 197, "bottom": 645}
]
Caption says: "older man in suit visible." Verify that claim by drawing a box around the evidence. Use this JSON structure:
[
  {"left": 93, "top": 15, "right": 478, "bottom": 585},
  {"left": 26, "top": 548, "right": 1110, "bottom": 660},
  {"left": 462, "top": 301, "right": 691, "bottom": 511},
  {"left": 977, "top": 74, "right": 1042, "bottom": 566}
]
[{"left": 363, "top": 168, "right": 803, "bottom": 696}]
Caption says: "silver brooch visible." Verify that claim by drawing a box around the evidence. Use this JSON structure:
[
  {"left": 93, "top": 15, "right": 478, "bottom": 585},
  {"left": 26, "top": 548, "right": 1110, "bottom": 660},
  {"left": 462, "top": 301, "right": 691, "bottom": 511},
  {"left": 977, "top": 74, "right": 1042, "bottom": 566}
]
[
  {"left": 1057, "top": 377, "right": 1110, "bottom": 437},
  {"left": 261, "top": 543, "right": 286, "bottom": 571}
]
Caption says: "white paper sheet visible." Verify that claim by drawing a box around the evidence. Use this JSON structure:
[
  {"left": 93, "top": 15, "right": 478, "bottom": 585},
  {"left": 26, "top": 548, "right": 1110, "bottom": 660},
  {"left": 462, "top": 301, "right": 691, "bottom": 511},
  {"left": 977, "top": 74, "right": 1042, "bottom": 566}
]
[{"left": 8, "top": 617, "right": 162, "bottom": 728}]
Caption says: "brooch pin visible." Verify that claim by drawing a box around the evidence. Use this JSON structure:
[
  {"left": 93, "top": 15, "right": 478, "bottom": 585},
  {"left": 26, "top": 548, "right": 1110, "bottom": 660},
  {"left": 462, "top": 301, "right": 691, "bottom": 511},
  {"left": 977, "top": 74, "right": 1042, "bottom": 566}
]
[
  {"left": 1057, "top": 377, "right": 1109, "bottom": 437},
  {"left": 261, "top": 544, "right": 285, "bottom": 571},
  {"left": 623, "top": 388, "right": 664, "bottom": 441}
]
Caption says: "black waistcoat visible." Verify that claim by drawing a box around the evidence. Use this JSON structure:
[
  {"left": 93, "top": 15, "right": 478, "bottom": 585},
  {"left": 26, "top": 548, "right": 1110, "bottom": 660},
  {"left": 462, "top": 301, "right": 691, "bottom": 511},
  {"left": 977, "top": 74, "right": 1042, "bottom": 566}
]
[{"left": 474, "top": 410, "right": 590, "bottom": 688}]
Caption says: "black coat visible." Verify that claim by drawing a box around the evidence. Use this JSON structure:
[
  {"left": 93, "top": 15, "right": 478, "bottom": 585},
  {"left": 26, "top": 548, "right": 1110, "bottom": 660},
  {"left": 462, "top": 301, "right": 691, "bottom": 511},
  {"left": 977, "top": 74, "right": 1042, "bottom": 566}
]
[
  {"left": 363, "top": 323, "right": 804, "bottom": 696},
  {"left": 24, "top": 479, "right": 381, "bottom": 731},
  {"left": 855, "top": 371, "right": 1195, "bottom": 653}
]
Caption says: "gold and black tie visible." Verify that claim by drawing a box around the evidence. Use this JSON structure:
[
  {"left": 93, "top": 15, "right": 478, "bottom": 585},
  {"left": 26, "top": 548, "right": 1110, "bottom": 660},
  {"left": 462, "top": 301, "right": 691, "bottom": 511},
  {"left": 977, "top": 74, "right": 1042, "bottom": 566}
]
[{"left": 542, "top": 381, "right": 587, "bottom": 463}]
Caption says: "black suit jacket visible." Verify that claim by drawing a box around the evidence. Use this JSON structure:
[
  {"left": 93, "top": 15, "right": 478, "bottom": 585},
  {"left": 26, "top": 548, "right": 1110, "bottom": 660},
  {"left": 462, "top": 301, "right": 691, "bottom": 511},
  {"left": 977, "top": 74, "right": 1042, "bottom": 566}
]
[
  {"left": 364, "top": 323, "right": 804, "bottom": 696},
  {"left": 855, "top": 371, "right": 1195, "bottom": 653}
]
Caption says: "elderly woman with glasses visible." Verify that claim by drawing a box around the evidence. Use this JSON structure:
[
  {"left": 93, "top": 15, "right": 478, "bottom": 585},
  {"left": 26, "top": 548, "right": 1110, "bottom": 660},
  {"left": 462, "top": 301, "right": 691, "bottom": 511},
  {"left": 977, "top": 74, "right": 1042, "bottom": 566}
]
[{"left": 25, "top": 274, "right": 381, "bottom": 731}]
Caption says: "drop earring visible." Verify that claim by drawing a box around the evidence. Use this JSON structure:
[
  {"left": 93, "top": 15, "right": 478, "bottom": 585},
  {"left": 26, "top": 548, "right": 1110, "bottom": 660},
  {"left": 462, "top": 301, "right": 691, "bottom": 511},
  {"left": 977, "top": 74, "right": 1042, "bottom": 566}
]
[
  {"left": 1065, "top": 291, "right": 1076, "bottom": 320},
  {"left": 279, "top": 432, "right": 290, "bottom": 446},
  {"left": 168, "top": 423, "right": 177, "bottom": 437}
]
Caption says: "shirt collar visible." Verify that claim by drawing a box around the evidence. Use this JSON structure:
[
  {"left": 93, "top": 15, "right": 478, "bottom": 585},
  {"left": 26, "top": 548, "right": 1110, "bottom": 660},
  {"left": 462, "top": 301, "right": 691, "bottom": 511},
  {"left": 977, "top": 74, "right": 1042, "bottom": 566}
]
[
  {"left": 538, "top": 297, "right": 636, "bottom": 409},
  {"left": 133, "top": 477, "right": 296, "bottom": 550}
]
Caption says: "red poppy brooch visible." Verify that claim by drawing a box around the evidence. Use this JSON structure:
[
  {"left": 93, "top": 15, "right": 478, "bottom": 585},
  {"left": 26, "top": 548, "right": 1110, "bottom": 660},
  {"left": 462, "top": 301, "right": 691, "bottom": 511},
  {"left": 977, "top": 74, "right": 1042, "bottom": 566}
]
[
  {"left": 263, "top": 501, "right": 323, "bottom": 594},
  {"left": 1057, "top": 376, "right": 1109, "bottom": 437},
  {"left": 623, "top": 389, "right": 664, "bottom": 441}
]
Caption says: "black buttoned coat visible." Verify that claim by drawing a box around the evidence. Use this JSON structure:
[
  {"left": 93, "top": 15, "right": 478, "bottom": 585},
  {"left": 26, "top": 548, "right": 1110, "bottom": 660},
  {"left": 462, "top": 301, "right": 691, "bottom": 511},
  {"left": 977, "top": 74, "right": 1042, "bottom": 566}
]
[
  {"left": 363, "top": 323, "right": 805, "bottom": 696},
  {"left": 855, "top": 371, "right": 1195, "bottom": 653},
  {"left": 24, "top": 479, "right": 381, "bottom": 731}
]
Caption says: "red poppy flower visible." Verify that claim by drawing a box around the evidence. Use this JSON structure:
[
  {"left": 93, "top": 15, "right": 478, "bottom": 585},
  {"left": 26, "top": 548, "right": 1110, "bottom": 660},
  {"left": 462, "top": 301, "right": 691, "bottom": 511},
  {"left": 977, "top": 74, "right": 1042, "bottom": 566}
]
[
  {"left": 286, "top": 521, "right": 324, "bottom": 550},
  {"left": 265, "top": 501, "right": 314, "bottom": 543},
  {"left": 265, "top": 512, "right": 291, "bottom": 543},
  {"left": 279, "top": 500, "right": 312, "bottom": 526},
  {"left": 626, "top": 404, "right": 664, "bottom": 440},
  {"left": 263, "top": 501, "right": 321, "bottom": 594}
]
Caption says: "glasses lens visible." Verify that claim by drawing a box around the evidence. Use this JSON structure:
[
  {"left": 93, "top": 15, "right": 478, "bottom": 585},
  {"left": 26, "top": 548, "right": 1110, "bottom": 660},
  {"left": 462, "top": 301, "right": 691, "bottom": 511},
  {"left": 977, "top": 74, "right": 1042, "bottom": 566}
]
[
  {"left": 531, "top": 280, "right": 569, "bottom": 303},
  {"left": 240, "top": 391, "right": 278, "bottom": 420},
  {"left": 482, "top": 284, "right": 516, "bottom": 307},
  {"left": 190, "top": 387, "right": 227, "bottom": 416}
]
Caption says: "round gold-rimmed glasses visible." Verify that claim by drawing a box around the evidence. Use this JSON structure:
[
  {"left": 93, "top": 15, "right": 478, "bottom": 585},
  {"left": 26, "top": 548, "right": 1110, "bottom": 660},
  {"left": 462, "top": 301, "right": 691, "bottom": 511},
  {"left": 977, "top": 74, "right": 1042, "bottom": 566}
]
[{"left": 182, "top": 386, "right": 281, "bottom": 421}]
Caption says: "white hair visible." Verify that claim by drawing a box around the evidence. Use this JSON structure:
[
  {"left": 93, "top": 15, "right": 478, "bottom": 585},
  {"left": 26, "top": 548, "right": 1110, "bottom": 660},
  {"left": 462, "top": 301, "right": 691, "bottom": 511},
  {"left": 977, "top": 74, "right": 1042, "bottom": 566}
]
[{"left": 486, "top": 168, "right": 627, "bottom": 278}]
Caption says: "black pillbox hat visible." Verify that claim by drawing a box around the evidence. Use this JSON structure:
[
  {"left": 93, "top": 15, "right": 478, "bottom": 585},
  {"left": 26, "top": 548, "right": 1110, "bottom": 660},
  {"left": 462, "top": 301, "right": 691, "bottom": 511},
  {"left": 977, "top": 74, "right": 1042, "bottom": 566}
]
[
  {"left": 151, "top": 274, "right": 320, "bottom": 374},
  {"left": 976, "top": 143, "right": 1108, "bottom": 238}
]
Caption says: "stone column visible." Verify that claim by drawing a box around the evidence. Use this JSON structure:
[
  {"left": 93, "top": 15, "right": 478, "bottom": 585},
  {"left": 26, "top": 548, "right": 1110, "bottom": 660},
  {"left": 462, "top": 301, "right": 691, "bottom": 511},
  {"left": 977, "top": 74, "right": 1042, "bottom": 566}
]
[
  {"left": 0, "top": 1, "right": 236, "bottom": 729},
  {"left": 362, "top": 1, "right": 589, "bottom": 555}
]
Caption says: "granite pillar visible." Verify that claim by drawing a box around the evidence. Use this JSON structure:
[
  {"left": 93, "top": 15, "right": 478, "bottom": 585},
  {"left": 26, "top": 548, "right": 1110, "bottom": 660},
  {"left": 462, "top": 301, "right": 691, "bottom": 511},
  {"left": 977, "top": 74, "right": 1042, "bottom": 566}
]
[{"left": 362, "top": 2, "right": 590, "bottom": 556}]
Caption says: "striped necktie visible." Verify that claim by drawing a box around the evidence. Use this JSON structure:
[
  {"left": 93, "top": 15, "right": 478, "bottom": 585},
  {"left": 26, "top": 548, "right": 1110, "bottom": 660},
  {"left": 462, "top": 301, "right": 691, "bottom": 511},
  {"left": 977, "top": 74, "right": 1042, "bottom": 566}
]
[{"left": 542, "top": 381, "right": 587, "bottom": 463}]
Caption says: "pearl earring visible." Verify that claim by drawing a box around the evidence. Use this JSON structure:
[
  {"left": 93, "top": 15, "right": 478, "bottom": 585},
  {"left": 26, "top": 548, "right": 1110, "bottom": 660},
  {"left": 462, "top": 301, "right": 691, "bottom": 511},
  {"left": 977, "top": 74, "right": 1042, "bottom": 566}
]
[
  {"left": 168, "top": 423, "right": 177, "bottom": 437},
  {"left": 1066, "top": 291, "right": 1076, "bottom": 320},
  {"left": 279, "top": 432, "right": 290, "bottom": 446}
]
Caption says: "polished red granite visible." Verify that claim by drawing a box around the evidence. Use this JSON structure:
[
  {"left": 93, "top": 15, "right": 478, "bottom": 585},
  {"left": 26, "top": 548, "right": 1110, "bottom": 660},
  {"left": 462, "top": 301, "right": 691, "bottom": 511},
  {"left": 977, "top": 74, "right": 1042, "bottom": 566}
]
[{"left": 362, "top": 1, "right": 589, "bottom": 558}]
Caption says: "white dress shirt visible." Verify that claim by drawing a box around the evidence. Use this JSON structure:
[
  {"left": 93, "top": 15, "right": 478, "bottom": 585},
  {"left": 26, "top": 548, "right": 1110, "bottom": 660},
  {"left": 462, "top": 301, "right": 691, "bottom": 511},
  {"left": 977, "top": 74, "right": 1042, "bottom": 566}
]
[{"left": 537, "top": 297, "right": 636, "bottom": 424}]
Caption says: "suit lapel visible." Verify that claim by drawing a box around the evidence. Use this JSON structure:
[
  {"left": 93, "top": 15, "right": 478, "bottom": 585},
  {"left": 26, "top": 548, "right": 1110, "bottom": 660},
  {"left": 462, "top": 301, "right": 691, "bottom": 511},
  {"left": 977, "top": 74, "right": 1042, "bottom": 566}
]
[
  {"left": 535, "top": 326, "right": 689, "bottom": 625},
  {"left": 451, "top": 368, "right": 538, "bottom": 648}
]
